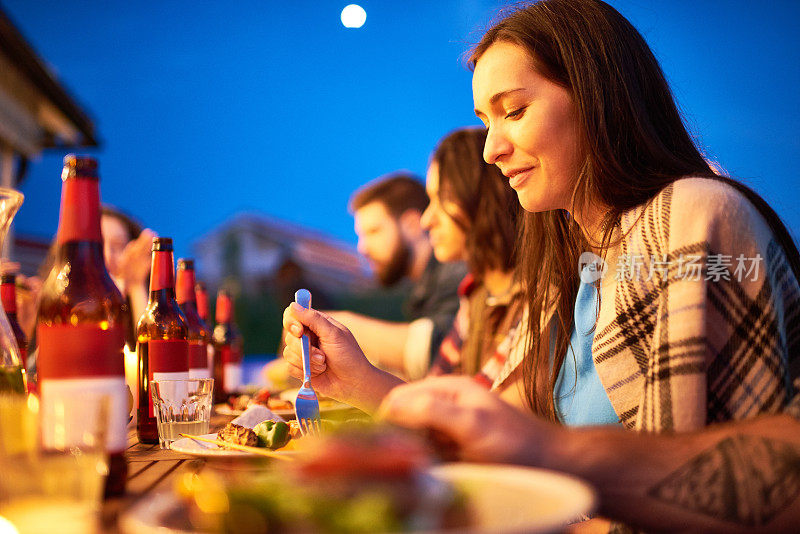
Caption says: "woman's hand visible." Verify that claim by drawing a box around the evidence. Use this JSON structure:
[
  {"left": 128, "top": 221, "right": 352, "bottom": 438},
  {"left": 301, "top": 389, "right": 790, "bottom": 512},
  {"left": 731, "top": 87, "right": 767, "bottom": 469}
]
[
  {"left": 282, "top": 303, "right": 377, "bottom": 404},
  {"left": 118, "top": 229, "right": 156, "bottom": 290},
  {"left": 378, "top": 376, "right": 558, "bottom": 466}
]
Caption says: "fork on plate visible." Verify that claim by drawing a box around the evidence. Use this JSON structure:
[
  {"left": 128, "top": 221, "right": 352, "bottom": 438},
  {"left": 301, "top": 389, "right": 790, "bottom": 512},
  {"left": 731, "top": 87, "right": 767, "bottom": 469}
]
[{"left": 293, "top": 288, "right": 321, "bottom": 436}]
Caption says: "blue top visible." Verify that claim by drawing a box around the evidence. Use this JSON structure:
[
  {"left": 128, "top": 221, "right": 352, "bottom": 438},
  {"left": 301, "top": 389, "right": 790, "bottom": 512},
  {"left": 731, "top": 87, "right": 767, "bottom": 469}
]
[{"left": 553, "top": 265, "right": 620, "bottom": 426}]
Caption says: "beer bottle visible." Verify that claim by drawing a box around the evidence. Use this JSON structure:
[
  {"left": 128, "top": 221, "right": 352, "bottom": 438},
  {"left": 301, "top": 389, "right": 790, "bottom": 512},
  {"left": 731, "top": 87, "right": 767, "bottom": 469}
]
[
  {"left": 212, "top": 290, "right": 243, "bottom": 403},
  {"left": 136, "top": 237, "right": 189, "bottom": 444},
  {"left": 195, "top": 281, "right": 209, "bottom": 323},
  {"left": 1, "top": 274, "right": 29, "bottom": 391},
  {"left": 37, "top": 155, "right": 128, "bottom": 497},
  {"left": 176, "top": 259, "right": 211, "bottom": 379}
]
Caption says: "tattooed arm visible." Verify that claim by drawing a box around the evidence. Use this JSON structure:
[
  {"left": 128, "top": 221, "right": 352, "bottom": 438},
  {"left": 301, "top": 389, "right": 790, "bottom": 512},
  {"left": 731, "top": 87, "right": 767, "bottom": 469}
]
[
  {"left": 544, "top": 413, "right": 800, "bottom": 533},
  {"left": 379, "top": 376, "right": 800, "bottom": 533}
]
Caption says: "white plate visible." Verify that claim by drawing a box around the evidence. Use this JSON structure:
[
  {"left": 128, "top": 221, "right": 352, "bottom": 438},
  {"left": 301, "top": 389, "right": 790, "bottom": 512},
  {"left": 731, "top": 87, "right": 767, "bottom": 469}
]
[
  {"left": 169, "top": 433, "right": 299, "bottom": 458},
  {"left": 120, "top": 463, "right": 595, "bottom": 533}
]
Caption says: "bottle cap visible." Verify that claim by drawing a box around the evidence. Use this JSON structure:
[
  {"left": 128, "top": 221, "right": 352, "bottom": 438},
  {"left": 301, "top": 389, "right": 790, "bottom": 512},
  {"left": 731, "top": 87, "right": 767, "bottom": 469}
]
[
  {"left": 177, "top": 258, "right": 195, "bottom": 270},
  {"left": 61, "top": 154, "right": 99, "bottom": 180},
  {"left": 152, "top": 237, "right": 173, "bottom": 252}
]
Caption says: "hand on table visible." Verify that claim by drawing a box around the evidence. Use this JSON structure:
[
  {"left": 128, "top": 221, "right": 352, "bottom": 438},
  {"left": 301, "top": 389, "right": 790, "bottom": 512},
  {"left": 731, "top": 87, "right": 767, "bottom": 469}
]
[
  {"left": 282, "top": 303, "right": 376, "bottom": 403},
  {"left": 378, "top": 375, "right": 558, "bottom": 466}
]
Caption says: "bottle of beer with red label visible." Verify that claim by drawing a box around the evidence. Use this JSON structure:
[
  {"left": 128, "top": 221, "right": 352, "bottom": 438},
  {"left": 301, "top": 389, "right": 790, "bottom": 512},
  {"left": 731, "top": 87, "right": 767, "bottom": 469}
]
[
  {"left": 37, "top": 154, "right": 128, "bottom": 497},
  {"left": 1, "top": 274, "right": 28, "bottom": 391},
  {"left": 176, "top": 259, "right": 211, "bottom": 379},
  {"left": 212, "top": 289, "right": 243, "bottom": 403},
  {"left": 136, "top": 237, "right": 189, "bottom": 444}
]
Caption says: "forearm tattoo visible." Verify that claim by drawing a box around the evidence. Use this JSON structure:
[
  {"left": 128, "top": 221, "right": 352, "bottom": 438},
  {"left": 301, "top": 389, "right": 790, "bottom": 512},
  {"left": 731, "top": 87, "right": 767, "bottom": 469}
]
[{"left": 648, "top": 435, "right": 800, "bottom": 526}]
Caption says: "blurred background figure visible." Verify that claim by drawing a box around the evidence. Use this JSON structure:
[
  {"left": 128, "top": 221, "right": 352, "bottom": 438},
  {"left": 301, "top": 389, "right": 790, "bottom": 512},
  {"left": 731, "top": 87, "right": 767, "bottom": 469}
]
[
  {"left": 100, "top": 206, "right": 155, "bottom": 349},
  {"left": 281, "top": 126, "right": 526, "bottom": 412},
  {"left": 330, "top": 172, "right": 466, "bottom": 379},
  {"left": 0, "top": 261, "right": 41, "bottom": 343}
]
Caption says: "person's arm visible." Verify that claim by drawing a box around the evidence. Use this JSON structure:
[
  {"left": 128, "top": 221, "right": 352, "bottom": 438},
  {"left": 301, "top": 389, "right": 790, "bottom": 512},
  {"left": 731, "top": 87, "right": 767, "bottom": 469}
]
[
  {"left": 379, "top": 376, "right": 800, "bottom": 533},
  {"left": 283, "top": 304, "right": 406, "bottom": 414},
  {"left": 539, "top": 413, "right": 800, "bottom": 533}
]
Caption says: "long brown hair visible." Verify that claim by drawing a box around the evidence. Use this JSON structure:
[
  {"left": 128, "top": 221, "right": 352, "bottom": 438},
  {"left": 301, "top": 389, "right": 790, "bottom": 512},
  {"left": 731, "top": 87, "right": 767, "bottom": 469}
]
[
  {"left": 432, "top": 127, "right": 520, "bottom": 278},
  {"left": 470, "top": 0, "right": 800, "bottom": 419}
]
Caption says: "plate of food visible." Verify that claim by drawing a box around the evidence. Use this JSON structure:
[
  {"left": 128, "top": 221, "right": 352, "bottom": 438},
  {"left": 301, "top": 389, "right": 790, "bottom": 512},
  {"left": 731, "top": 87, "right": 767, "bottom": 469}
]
[
  {"left": 170, "top": 408, "right": 305, "bottom": 458},
  {"left": 121, "top": 424, "right": 596, "bottom": 533},
  {"left": 216, "top": 387, "right": 354, "bottom": 418}
]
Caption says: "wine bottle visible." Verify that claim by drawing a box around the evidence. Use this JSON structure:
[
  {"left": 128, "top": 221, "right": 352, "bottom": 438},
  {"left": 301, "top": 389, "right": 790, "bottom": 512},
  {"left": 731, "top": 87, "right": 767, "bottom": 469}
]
[
  {"left": 37, "top": 155, "right": 128, "bottom": 497},
  {"left": 176, "top": 259, "right": 211, "bottom": 379},
  {"left": 136, "top": 237, "right": 189, "bottom": 444}
]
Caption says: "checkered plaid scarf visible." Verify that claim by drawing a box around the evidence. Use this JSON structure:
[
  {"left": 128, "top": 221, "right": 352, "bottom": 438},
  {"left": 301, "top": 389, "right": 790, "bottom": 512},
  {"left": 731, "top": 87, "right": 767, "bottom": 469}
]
[{"left": 593, "top": 178, "right": 800, "bottom": 431}]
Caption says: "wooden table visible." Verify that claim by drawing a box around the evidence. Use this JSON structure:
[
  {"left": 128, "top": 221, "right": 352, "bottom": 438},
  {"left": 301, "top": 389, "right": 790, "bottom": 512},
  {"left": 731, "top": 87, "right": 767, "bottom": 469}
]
[{"left": 103, "top": 412, "right": 235, "bottom": 532}]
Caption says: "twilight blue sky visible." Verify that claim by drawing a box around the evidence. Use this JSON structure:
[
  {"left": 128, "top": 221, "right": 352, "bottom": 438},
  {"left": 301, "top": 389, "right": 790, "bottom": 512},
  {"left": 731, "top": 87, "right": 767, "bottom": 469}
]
[{"left": 4, "top": 0, "right": 800, "bottom": 261}]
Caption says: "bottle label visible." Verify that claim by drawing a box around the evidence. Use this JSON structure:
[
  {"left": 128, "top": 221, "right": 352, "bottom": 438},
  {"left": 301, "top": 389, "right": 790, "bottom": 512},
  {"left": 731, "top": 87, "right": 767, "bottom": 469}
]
[
  {"left": 37, "top": 324, "right": 127, "bottom": 452},
  {"left": 220, "top": 345, "right": 243, "bottom": 364},
  {"left": 1, "top": 284, "right": 16, "bottom": 313},
  {"left": 56, "top": 178, "right": 102, "bottom": 244},
  {"left": 188, "top": 341, "right": 208, "bottom": 370},
  {"left": 37, "top": 324, "right": 125, "bottom": 379},
  {"left": 40, "top": 377, "right": 128, "bottom": 453},
  {"left": 147, "top": 339, "right": 189, "bottom": 417},
  {"left": 223, "top": 363, "right": 242, "bottom": 393}
]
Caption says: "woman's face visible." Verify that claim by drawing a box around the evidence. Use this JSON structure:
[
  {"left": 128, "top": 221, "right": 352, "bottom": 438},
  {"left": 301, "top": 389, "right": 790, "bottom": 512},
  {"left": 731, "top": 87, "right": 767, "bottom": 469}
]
[
  {"left": 420, "top": 161, "right": 468, "bottom": 264},
  {"left": 101, "top": 214, "right": 130, "bottom": 278},
  {"left": 472, "top": 41, "right": 582, "bottom": 213}
]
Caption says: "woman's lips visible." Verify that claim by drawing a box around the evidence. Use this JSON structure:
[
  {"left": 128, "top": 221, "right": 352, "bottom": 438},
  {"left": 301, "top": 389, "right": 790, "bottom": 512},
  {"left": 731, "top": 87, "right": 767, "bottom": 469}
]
[{"left": 508, "top": 167, "right": 535, "bottom": 189}]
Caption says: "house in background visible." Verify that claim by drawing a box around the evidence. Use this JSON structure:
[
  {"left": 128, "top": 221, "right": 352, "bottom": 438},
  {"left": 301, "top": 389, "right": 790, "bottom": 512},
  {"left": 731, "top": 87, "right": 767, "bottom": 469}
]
[
  {"left": 0, "top": 6, "right": 98, "bottom": 268},
  {"left": 192, "top": 212, "right": 371, "bottom": 308}
]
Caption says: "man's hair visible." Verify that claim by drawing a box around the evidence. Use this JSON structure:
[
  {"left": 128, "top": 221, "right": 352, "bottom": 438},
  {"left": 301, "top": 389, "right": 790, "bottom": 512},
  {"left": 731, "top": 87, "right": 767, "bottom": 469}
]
[{"left": 349, "top": 172, "right": 428, "bottom": 218}]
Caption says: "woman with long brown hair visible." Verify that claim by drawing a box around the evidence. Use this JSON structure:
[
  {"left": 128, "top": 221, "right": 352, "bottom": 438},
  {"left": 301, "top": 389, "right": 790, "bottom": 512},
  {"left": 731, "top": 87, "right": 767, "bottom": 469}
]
[
  {"left": 282, "top": 126, "right": 528, "bottom": 412},
  {"left": 373, "top": 0, "right": 800, "bottom": 531}
]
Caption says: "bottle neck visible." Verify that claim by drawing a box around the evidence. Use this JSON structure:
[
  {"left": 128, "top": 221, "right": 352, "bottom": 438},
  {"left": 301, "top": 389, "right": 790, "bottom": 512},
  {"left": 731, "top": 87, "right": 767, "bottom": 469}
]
[
  {"left": 196, "top": 289, "right": 208, "bottom": 320},
  {"left": 1, "top": 283, "right": 16, "bottom": 314},
  {"left": 56, "top": 177, "right": 102, "bottom": 245},
  {"left": 175, "top": 268, "right": 196, "bottom": 305},
  {"left": 56, "top": 241, "right": 108, "bottom": 269},
  {"left": 149, "top": 250, "right": 175, "bottom": 294},
  {"left": 216, "top": 294, "right": 232, "bottom": 324}
]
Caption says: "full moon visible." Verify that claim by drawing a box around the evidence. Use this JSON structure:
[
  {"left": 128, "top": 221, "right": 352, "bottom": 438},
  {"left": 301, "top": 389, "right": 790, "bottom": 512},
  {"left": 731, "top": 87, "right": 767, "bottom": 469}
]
[{"left": 341, "top": 4, "right": 366, "bottom": 28}]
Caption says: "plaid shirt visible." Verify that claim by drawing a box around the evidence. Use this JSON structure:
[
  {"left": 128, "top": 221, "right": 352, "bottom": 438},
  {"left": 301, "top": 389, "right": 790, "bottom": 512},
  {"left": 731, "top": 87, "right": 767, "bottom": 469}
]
[
  {"left": 428, "top": 274, "right": 526, "bottom": 390},
  {"left": 594, "top": 178, "right": 800, "bottom": 431}
]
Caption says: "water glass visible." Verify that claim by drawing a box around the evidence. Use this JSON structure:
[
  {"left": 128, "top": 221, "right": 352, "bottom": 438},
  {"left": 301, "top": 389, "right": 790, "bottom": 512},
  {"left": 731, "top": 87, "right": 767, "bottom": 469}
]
[{"left": 151, "top": 378, "right": 213, "bottom": 449}]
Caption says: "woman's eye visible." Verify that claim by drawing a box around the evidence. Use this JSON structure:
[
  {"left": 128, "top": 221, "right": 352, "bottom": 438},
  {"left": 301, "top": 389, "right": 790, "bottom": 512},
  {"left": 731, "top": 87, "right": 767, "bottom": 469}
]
[{"left": 505, "top": 107, "right": 526, "bottom": 119}]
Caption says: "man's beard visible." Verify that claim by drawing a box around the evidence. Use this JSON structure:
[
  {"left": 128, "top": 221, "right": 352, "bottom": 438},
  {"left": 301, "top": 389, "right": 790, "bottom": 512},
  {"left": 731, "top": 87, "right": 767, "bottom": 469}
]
[{"left": 375, "top": 241, "right": 411, "bottom": 287}]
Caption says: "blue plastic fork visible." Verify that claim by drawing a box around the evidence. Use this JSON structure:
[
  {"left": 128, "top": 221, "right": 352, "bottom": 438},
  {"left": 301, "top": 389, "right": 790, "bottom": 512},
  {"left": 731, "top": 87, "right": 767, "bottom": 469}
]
[{"left": 293, "top": 289, "right": 321, "bottom": 436}]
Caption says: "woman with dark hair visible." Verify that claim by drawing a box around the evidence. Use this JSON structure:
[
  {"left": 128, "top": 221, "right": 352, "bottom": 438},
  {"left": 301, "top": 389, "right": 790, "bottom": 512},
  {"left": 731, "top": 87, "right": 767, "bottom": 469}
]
[
  {"left": 282, "top": 126, "right": 528, "bottom": 412},
  {"left": 100, "top": 206, "right": 154, "bottom": 349},
  {"left": 372, "top": 0, "right": 800, "bottom": 531}
]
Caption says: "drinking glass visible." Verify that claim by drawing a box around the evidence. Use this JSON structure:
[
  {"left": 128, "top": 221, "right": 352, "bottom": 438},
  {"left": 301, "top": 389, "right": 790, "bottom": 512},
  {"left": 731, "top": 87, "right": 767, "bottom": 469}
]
[
  {"left": 151, "top": 378, "right": 213, "bottom": 449},
  {"left": 0, "top": 393, "right": 109, "bottom": 534}
]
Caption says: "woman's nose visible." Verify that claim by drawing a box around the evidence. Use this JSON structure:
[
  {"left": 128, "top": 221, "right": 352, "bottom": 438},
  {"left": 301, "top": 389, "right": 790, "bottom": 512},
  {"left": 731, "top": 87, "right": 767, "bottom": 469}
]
[
  {"left": 483, "top": 125, "right": 511, "bottom": 165},
  {"left": 420, "top": 206, "right": 433, "bottom": 230}
]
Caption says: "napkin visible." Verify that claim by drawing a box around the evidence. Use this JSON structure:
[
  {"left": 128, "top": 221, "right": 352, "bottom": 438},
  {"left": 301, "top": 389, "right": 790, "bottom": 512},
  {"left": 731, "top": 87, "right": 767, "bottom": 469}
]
[{"left": 230, "top": 404, "right": 286, "bottom": 428}]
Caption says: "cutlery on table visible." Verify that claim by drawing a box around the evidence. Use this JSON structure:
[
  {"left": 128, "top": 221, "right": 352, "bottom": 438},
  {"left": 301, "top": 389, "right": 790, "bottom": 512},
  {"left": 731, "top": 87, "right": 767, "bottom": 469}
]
[{"left": 293, "top": 288, "right": 321, "bottom": 436}]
